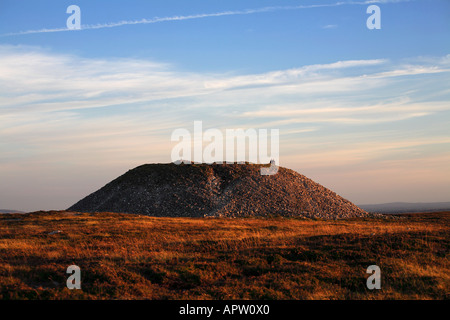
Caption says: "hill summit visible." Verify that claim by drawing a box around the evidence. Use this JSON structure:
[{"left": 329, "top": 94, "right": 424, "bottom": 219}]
[{"left": 68, "top": 163, "right": 369, "bottom": 219}]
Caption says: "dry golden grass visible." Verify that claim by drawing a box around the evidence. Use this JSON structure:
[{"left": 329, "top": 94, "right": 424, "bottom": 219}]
[{"left": 0, "top": 211, "right": 448, "bottom": 299}]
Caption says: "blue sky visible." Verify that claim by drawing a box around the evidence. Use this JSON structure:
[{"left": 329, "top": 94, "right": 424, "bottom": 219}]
[{"left": 0, "top": 0, "right": 449, "bottom": 211}]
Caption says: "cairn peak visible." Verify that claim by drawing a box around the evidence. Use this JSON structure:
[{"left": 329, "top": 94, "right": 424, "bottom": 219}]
[{"left": 69, "top": 163, "right": 369, "bottom": 219}]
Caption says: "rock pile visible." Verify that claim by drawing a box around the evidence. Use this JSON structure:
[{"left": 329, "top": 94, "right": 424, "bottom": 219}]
[{"left": 69, "top": 163, "right": 370, "bottom": 219}]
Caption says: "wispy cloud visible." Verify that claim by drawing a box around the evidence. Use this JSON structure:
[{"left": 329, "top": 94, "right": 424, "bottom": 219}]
[
  {"left": 204, "top": 59, "right": 388, "bottom": 89},
  {"left": 1, "top": 45, "right": 448, "bottom": 119},
  {"left": 1, "top": 0, "right": 409, "bottom": 37}
]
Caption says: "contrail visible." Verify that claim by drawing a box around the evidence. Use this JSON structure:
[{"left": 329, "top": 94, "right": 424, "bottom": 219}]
[{"left": 1, "top": 0, "right": 406, "bottom": 37}]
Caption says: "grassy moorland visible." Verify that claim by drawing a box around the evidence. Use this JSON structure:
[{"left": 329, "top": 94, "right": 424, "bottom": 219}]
[{"left": 0, "top": 211, "right": 448, "bottom": 300}]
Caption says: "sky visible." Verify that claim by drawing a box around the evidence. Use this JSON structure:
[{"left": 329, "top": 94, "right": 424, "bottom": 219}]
[{"left": 0, "top": 0, "right": 449, "bottom": 212}]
